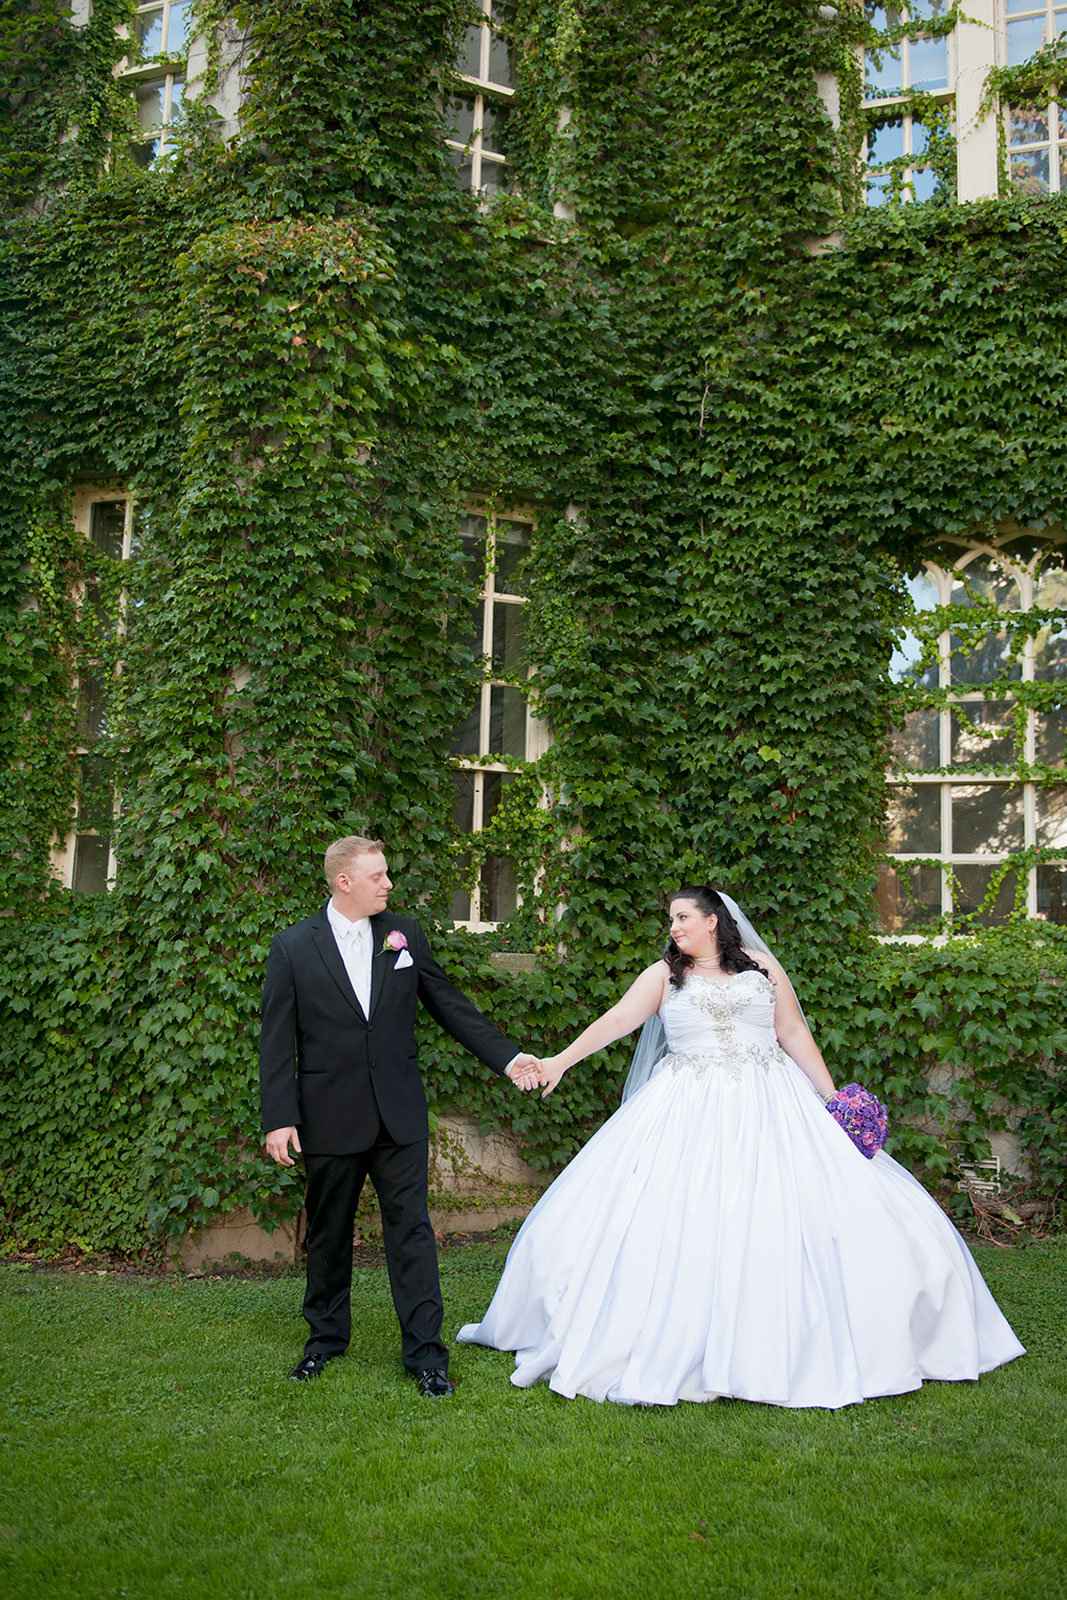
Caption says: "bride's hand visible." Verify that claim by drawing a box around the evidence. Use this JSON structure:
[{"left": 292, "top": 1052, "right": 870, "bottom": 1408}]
[{"left": 539, "top": 1055, "right": 568, "bottom": 1097}]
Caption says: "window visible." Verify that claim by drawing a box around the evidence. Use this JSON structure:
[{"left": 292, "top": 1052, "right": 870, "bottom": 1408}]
[
  {"left": 863, "top": 2, "right": 955, "bottom": 204},
  {"left": 445, "top": 0, "right": 515, "bottom": 197},
  {"left": 121, "top": 1, "right": 191, "bottom": 167},
  {"left": 448, "top": 510, "right": 546, "bottom": 927},
  {"left": 1004, "top": 2, "right": 1067, "bottom": 193},
  {"left": 878, "top": 532, "right": 1067, "bottom": 933},
  {"left": 52, "top": 493, "right": 134, "bottom": 894}
]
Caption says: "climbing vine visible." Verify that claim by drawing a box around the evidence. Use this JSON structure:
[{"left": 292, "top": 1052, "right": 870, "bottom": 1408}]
[{"left": 0, "top": 0, "right": 1064, "bottom": 1256}]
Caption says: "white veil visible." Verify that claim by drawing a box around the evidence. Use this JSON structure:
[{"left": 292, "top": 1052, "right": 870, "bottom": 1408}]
[{"left": 620, "top": 891, "right": 802, "bottom": 1103}]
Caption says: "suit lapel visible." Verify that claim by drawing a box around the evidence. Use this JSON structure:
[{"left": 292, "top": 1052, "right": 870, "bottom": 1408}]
[
  {"left": 311, "top": 908, "right": 365, "bottom": 1020},
  {"left": 368, "top": 913, "right": 392, "bottom": 1020}
]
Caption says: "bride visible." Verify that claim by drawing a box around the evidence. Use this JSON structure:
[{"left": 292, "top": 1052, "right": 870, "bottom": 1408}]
[{"left": 457, "top": 886, "right": 1025, "bottom": 1408}]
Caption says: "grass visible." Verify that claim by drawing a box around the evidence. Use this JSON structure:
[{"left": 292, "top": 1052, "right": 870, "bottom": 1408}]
[{"left": 1, "top": 1238, "right": 1065, "bottom": 1600}]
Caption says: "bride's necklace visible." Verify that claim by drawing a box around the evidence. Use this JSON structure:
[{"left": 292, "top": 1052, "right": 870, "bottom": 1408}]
[{"left": 693, "top": 955, "right": 723, "bottom": 969}]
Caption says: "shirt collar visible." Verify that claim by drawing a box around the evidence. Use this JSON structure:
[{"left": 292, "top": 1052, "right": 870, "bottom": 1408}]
[{"left": 327, "top": 903, "right": 370, "bottom": 942}]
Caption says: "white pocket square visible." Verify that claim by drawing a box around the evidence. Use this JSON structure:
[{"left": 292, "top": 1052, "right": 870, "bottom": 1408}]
[{"left": 394, "top": 949, "right": 414, "bottom": 969}]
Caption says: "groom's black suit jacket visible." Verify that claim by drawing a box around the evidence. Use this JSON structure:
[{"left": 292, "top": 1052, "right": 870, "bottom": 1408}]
[{"left": 259, "top": 906, "right": 519, "bottom": 1154}]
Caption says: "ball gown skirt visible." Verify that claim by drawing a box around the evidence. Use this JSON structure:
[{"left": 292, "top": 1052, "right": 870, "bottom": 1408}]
[{"left": 457, "top": 971, "right": 1025, "bottom": 1408}]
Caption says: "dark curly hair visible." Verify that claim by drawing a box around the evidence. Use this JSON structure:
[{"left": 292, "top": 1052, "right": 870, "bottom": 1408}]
[{"left": 666, "top": 885, "right": 768, "bottom": 990}]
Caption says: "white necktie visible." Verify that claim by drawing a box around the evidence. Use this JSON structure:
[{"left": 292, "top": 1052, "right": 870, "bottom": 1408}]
[{"left": 352, "top": 922, "right": 371, "bottom": 1017}]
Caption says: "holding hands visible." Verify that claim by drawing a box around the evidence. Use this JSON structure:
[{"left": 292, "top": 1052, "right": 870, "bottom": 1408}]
[{"left": 505, "top": 1053, "right": 568, "bottom": 1096}]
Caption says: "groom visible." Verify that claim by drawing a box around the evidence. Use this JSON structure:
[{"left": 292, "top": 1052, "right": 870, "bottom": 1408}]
[{"left": 260, "top": 834, "right": 540, "bottom": 1396}]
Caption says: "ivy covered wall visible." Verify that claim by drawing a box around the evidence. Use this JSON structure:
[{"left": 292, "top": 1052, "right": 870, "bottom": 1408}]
[{"left": 0, "top": 0, "right": 1064, "bottom": 1254}]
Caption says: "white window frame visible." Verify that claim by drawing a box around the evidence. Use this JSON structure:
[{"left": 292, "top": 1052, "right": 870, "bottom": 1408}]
[
  {"left": 1002, "top": 1, "right": 1067, "bottom": 193},
  {"left": 118, "top": 1, "right": 190, "bottom": 167},
  {"left": 451, "top": 505, "right": 549, "bottom": 930},
  {"left": 50, "top": 490, "right": 134, "bottom": 893},
  {"left": 445, "top": 0, "right": 515, "bottom": 197},
  {"left": 862, "top": 4, "right": 958, "bottom": 205},
  {"left": 881, "top": 534, "right": 1067, "bottom": 937}
]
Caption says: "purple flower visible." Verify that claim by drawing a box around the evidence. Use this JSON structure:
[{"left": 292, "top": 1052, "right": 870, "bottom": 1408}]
[{"left": 825, "top": 1084, "right": 888, "bottom": 1159}]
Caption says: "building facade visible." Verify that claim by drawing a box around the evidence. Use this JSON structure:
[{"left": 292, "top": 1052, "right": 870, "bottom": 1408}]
[{"left": 0, "top": 0, "right": 1064, "bottom": 1252}]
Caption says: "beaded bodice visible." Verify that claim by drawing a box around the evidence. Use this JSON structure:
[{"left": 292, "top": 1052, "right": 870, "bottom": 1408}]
[{"left": 660, "top": 970, "right": 787, "bottom": 1083}]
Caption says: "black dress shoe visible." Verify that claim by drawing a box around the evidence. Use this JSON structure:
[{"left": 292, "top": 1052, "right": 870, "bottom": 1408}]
[
  {"left": 415, "top": 1367, "right": 454, "bottom": 1398},
  {"left": 288, "top": 1352, "right": 336, "bottom": 1381}
]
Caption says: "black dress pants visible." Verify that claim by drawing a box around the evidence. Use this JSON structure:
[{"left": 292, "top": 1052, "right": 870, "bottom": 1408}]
[{"left": 301, "top": 1137, "right": 448, "bottom": 1373}]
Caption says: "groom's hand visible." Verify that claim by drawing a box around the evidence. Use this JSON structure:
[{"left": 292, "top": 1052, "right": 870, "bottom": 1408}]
[
  {"left": 265, "top": 1126, "right": 302, "bottom": 1166},
  {"left": 506, "top": 1054, "right": 542, "bottom": 1092}
]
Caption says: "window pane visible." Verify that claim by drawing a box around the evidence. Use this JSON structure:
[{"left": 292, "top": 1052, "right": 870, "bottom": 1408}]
[
  {"left": 890, "top": 629, "right": 939, "bottom": 687},
  {"left": 495, "top": 520, "right": 531, "bottom": 590},
  {"left": 1037, "top": 785, "right": 1067, "bottom": 848},
  {"left": 452, "top": 769, "right": 475, "bottom": 834},
  {"left": 885, "top": 784, "right": 940, "bottom": 853},
  {"left": 480, "top": 156, "right": 512, "bottom": 197},
  {"left": 165, "top": 0, "right": 191, "bottom": 53},
  {"left": 1006, "top": 17, "right": 1048, "bottom": 66},
  {"left": 1036, "top": 708, "right": 1067, "bottom": 766},
  {"left": 1035, "top": 623, "right": 1067, "bottom": 681},
  {"left": 447, "top": 599, "right": 483, "bottom": 658},
  {"left": 875, "top": 863, "right": 942, "bottom": 932},
  {"left": 168, "top": 78, "right": 184, "bottom": 122},
  {"left": 134, "top": 79, "right": 166, "bottom": 131},
  {"left": 488, "top": 28, "right": 511, "bottom": 87},
  {"left": 1010, "top": 103, "right": 1050, "bottom": 147},
  {"left": 451, "top": 852, "right": 472, "bottom": 922},
  {"left": 866, "top": 173, "right": 891, "bottom": 206},
  {"left": 72, "top": 834, "right": 111, "bottom": 895},
  {"left": 481, "top": 854, "right": 518, "bottom": 921},
  {"left": 953, "top": 866, "right": 1016, "bottom": 926},
  {"left": 952, "top": 784, "right": 1023, "bottom": 853},
  {"left": 949, "top": 700, "right": 1016, "bottom": 767},
  {"left": 910, "top": 166, "right": 937, "bottom": 202},
  {"left": 90, "top": 500, "right": 126, "bottom": 560},
  {"left": 891, "top": 708, "right": 940, "bottom": 770},
  {"left": 868, "top": 117, "right": 905, "bottom": 164},
  {"left": 78, "top": 756, "right": 114, "bottom": 832},
  {"left": 491, "top": 600, "right": 526, "bottom": 672},
  {"left": 1036, "top": 550, "right": 1067, "bottom": 606},
  {"left": 449, "top": 690, "right": 482, "bottom": 757},
  {"left": 1010, "top": 146, "right": 1051, "bottom": 194},
  {"left": 457, "top": 22, "right": 484, "bottom": 77},
  {"left": 950, "top": 555, "right": 1020, "bottom": 611},
  {"left": 76, "top": 673, "right": 107, "bottom": 742},
  {"left": 134, "top": 6, "right": 164, "bottom": 54},
  {"left": 444, "top": 145, "right": 474, "bottom": 189},
  {"left": 908, "top": 0, "right": 948, "bottom": 20},
  {"left": 481, "top": 99, "right": 510, "bottom": 155},
  {"left": 908, "top": 33, "right": 947, "bottom": 92},
  {"left": 445, "top": 95, "right": 477, "bottom": 146},
  {"left": 865, "top": 44, "right": 903, "bottom": 98},
  {"left": 949, "top": 630, "right": 1020, "bottom": 684},
  {"left": 488, "top": 685, "right": 526, "bottom": 757},
  {"left": 482, "top": 769, "right": 515, "bottom": 826},
  {"left": 130, "top": 137, "right": 160, "bottom": 169},
  {"left": 1036, "top": 863, "right": 1067, "bottom": 924}
]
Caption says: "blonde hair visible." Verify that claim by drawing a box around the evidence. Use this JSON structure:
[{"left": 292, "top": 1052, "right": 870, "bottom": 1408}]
[{"left": 324, "top": 835, "right": 385, "bottom": 887}]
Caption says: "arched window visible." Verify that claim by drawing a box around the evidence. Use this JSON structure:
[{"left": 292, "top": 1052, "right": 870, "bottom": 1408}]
[{"left": 879, "top": 529, "right": 1067, "bottom": 932}]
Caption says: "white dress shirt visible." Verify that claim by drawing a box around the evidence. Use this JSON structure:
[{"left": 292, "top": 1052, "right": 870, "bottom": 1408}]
[{"left": 327, "top": 901, "right": 372, "bottom": 1018}]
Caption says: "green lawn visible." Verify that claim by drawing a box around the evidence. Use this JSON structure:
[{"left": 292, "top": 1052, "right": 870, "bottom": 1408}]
[{"left": 1, "top": 1238, "right": 1065, "bottom": 1600}]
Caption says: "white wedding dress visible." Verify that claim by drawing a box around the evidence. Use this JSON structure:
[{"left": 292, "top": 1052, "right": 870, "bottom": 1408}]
[{"left": 457, "top": 969, "right": 1025, "bottom": 1408}]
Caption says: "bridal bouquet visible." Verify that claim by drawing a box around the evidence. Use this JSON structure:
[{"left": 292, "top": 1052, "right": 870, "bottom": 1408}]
[{"left": 825, "top": 1084, "right": 888, "bottom": 1159}]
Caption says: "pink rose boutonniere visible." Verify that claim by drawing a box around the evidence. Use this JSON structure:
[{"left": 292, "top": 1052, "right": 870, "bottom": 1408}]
[{"left": 380, "top": 929, "right": 413, "bottom": 969}]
